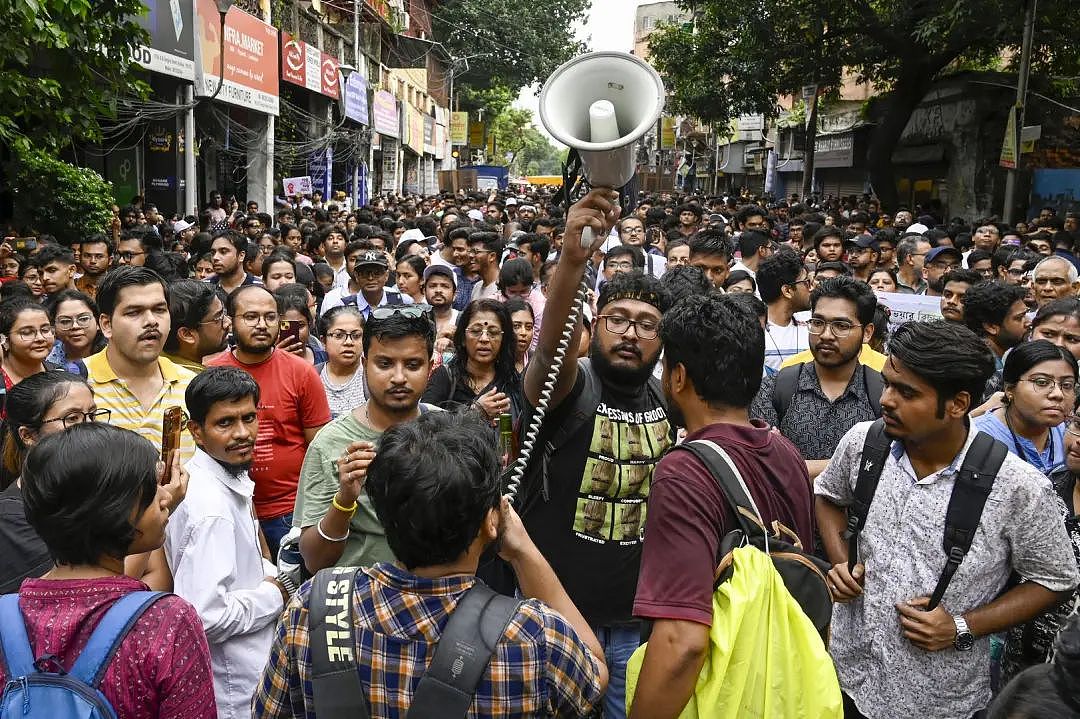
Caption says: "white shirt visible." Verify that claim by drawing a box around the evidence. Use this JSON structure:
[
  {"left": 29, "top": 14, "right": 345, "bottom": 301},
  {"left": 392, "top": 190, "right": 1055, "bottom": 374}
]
[
  {"left": 470, "top": 279, "right": 501, "bottom": 302},
  {"left": 165, "top": 448, "right": 284, "bottom": 719},
  {"left": 320, "top": 285, "right": 413, "bottom": 316},
  {"left": 326, "top": 258, "right": 350, "bottom": 291},
  {"left": 764, "top": 317, "right": 809, "bottom": 375}
]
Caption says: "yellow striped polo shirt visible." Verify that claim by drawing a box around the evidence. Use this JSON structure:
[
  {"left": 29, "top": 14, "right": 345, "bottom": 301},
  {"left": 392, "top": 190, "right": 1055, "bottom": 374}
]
[{"left": 85, "top": 349, "right": 198, "bottom": 464}]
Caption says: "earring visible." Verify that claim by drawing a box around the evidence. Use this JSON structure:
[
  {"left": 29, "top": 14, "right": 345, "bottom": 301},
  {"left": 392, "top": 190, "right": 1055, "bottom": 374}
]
[{"left": 1003, "top": 394, "right": 1012, "bottom": 405}]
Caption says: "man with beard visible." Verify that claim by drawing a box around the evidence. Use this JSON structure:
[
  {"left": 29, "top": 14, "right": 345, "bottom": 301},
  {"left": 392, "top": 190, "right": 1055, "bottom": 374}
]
[
  {"left": 845, "top": 235, "right": 879, "bottom": 282},
  {"left": 963, "top": 281, "right": 1030, "bottom": 400},
  {"left": 630, "top": 293, "right": 813, "bottom": 719},
  {"left": 163, "top": 279, "right": 230, "bottom": 372},
  {"left": 165, "top": 367, "right": 290, "bottom": 719},
  {"left": 515, "top": 189, "right": 673, "bottom": 719},
  {"left": 923, "top": 246, "right": 963, "bottom": 298},
  {"left": 423, "top": 264, "right": 459, "bottom": 353},
  {"left": 209, "top": 231, "right": 260, "bottom": 294},
  {"left": 752, "top": 277, "right": 883, "bottom": 480},
  {"left": 86, "top": 266, "right": 197, "bottom": 463},
  {"left": 294, "top": 307, "right": 440, "bottom": 573},
  {"left": 208, "top": 285, "right": 331, "bottom": 558},
  {"left": 938, "top": 268, "right": 984, "bottom": 324},
  {"left": 75, "top": 234, "right": 111, "bottom": 299}
]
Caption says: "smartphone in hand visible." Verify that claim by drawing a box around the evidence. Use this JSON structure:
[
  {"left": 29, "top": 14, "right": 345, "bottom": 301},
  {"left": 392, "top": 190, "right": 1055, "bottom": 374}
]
[
  {"left": 161, "top": 406, "right": 184, "bottom": 480},
  {"left": 279, "top": 319, "right": 302, "bottom": 346}
]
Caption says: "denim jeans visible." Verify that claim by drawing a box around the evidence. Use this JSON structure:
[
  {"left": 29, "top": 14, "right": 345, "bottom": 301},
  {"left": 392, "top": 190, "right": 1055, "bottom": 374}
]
[
  {"left": 259, "top": 513, "right": 293, "bottom": 562},
  {"left": 593, "top": 622, "right": 641, "bottom": 719}
]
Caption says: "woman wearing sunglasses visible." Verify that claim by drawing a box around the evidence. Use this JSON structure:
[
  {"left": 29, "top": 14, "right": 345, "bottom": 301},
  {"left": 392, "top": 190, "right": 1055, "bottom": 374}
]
[
  {"left": 973, "top": 340, "right": 1077, "bottom": 476},
  {"left": 421, "top": 298, "right": 524, "bottom": 424}
]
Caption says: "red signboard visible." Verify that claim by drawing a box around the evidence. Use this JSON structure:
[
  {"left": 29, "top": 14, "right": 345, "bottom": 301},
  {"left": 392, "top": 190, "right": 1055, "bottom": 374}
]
[{"left": 280, "top": 32, "right": 340, "bottom": 100}]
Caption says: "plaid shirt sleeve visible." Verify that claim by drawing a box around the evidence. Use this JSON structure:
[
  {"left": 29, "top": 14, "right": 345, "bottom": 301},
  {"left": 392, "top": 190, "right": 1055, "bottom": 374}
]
[
  {"left": 533, "top": 601, "right": 604, "bottom": 717},
  {"left": 252, "top": 588, "right": 314, "bottom": 719}
]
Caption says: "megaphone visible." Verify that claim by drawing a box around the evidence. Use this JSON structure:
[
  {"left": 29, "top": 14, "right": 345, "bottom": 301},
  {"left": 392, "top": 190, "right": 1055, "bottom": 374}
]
[{"left": 539, "top": 51, "right": 665, "bottom": 244}]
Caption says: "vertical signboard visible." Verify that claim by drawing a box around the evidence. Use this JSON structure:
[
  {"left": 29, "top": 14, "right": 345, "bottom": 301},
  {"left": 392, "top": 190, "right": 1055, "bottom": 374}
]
[
  {"left": 450, "top": 112, "right": 468, "bottom": 145},
  {"left": 372, "top": 90, "right": 400, "bottom": 138},
  {"left": 343, "top": 74, "right": 369, "bottom": 125}
]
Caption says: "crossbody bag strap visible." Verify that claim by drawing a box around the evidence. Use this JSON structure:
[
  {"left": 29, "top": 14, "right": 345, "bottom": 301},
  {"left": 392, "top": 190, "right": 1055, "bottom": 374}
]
[
  {"left": 926, "top": 432, "right": 1007, "bottom": 610},
  {"left": 771, "top": 363, "right": 803, "bottom": 426},
  {"left": 677, "top": 440, "right": 768, "bottom": 545},
  {"left": 845, "top": 419, "right": 892, "bottom": 571},
  {"left": 309, "top": 566, "right": 368, "bottom": 719},
  {"left": 406, "top": 581, "right": 522, "bottom": 719}
]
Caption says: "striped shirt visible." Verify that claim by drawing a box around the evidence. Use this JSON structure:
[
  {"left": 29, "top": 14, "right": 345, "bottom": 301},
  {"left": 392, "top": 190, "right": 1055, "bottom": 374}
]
[
  {"left": 253, "top": 563, "right": 603, "bottom": 718},
  {"left": 85, "top": 349, "right": 198, "bottom": 463}
]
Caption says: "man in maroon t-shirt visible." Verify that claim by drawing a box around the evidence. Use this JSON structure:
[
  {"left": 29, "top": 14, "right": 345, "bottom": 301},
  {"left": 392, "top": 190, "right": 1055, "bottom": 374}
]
[{"left": 630, "top": 293, "right": 814, "bottom": 719}]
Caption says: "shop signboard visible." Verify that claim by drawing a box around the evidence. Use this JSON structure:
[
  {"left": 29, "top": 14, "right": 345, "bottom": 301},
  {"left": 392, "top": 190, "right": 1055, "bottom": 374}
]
[
  {"left": 344, "top": 74, "right": 369, "bottom": 125},
  {"left": 373, "top": 90, "right": 400, "bottom": 138},
  {"left": 133, "top": 0, "right": 197, "bottom": 80},
  {"left": 194, "top": 2, "right": 279, "bottom": 115},
  {"left": 450, "top": 112, "right": 468, "bottom": 145},
  {"left": 281, "top": 32, "right": 341, "bottom": 99}
]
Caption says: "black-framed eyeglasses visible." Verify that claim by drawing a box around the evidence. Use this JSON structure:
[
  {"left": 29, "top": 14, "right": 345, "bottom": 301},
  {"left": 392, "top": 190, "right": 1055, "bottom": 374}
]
[
  {"left": 597, "top": 314, "right": 660, "bottom": 340},
  {"left": 807, "top": 318, "right": 862, "bottom": 338},
  {"left": 787, "top": 277, "right": 812, "bottom": 289},
  {"left": 370, "top": 304, "right": 433, "bottom": 321},
  {"left": 39, "top": 408, "right": 111, "bottom": 430},
  {"left": 326, "top": 330, "right": 363, "bottom": 343},
  {"left": 118, "top": 250, "right": 145, "bottom": 261},
  {"left": 199, "top": 309, "right": 228, "bottom": 326}
]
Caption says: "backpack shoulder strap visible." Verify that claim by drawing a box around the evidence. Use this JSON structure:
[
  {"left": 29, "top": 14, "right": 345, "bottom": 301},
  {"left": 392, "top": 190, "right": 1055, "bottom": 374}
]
[
  {"left": 771, "top": 363, "right": 803, "bottom": 425},
  {"left": 0, "top": 593, "right": 35, "bottom": 677},
  {"left": 342, "top": 294, "right": 359, "bottom": 307},
  {"left": 69, "top": 591, "right": 167, "bottom": 687},
  {"left": 862, "top": 365, "right": 884, "bottom": 418},
  {"left": 309, "top": 566, "right": 368, "bottom": 718},
  {"left": 406, "top": 581, "right": 522, "bottom": 719},
  {"left": 926, "top": 432, "right": 1008, "bottom": 610},
  {"left": 845, "top": 419, "right": 892, "bottom": 570},
  {"left": 677, "top": 440, "right": 768, "bottom": 544}
]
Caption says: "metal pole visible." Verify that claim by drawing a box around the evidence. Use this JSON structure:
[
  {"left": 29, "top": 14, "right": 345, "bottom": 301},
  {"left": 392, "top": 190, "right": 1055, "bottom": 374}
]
[
  {"left": 185, "top": 84, "right": 197, "bottom": 215},
  {"left": 1002, "top": 0, "right": 1037, "bottom": 225},
  {"left": 353, "top": 0, "right": 361, "bottom": 210}
]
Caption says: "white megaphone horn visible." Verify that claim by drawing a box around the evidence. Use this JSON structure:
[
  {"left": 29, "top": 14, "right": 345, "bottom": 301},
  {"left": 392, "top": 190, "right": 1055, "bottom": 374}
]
[{"left": 539, "top": 51, "right": 666, "bottom": 247}]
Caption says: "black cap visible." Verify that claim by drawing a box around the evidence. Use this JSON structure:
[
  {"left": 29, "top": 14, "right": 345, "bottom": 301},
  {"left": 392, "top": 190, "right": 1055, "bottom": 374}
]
[{"left": 355, "top": 250, "right": 388, "bottom": 268}]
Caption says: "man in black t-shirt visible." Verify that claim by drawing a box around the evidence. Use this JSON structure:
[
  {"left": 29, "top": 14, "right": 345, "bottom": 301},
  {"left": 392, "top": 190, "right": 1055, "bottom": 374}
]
[{"left": 519, "top": 189, "right": 673, "bottom": 719}]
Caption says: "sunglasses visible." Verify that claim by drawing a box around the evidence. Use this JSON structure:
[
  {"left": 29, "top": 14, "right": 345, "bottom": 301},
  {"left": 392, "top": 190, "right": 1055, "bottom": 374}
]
[{"left": 370, "top": 304, "right": 434, "bottom": 321}]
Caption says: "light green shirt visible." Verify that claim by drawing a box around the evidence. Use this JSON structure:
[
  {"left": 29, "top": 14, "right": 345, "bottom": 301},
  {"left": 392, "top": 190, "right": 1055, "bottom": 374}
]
[{"left": 293, "top": 411, "right": 391, "bottom": 569}]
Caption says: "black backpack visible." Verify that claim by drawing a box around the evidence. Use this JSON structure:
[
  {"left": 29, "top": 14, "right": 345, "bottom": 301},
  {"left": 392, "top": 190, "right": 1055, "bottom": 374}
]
[
  {"left": 845, "top": 419, "right": 1009, "bottom": 610},
  {"left": 771, "top": 362, "right": 883, "bottom": 425},
  {"left": 675, "top": 439, "right": 834, "bottom": 641},
  {"left": 307, "top": 566, "right": 522, "bottom": 718}
]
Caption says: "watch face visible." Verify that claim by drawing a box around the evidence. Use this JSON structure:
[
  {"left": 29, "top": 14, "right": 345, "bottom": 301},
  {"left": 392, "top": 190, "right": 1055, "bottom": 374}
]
[{"left": 955, "top": 632, "right": 976, "bottom": 652}]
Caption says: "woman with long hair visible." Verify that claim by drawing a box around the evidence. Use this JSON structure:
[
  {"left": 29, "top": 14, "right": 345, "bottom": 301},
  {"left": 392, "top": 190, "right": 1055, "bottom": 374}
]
[
  {"left": 1031, "top": 298, "right": 1080, "bottom": 362},
  {"left": 973, "top": 339, "right": 1077, "bottom": 476},
  {"left": 504, "top": 297, "right": 534, "bottom": 375},
  {"left": 421, "top": 298, "right": 524, "bottom": 424},
  {"left": 0, "top": 423, "right": 215, "bottom": 716},
  {"left": 395, "top": 255, "right": 426, "bottom": 304}
]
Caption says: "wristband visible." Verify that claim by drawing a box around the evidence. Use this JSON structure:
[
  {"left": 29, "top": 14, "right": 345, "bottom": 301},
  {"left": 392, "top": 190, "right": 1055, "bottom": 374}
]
[
  {"left": 275, "top": 572, "right": 298, "bottom": 597},
  {"left": 316, "top": 517, "right": 350, "bottom": 543},
  {"left": 332, "top": 494, "right": 359, "bottom": 515}
]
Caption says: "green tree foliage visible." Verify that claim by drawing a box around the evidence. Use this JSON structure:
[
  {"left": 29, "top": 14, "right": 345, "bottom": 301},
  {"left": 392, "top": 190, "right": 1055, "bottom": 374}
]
[
  {"left": 8, "top": 145, "right": 115, "bottom": 240},
  {"left": 432, "top": 0, "right": 590, "bottom": 92},
  {"left": 648, "top": 0, "right": 1080, "bottom": 208},
  {"left": 0, "top": 0, "right": 149, "bottom": 150}
]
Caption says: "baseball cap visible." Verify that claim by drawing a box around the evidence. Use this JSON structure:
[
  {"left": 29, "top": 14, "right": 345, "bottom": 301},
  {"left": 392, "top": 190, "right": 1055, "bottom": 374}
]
[
  {"left": 844, "top": 235, "right": 879, "bottom": 251},
  {"left": 173, "top": 219, "right": 194, "bottom": 233},
  {"left": 905, "top": 222, "right": 930, "bottom": 236},
  {"left": 355, "top": 250, "right": 388, "bottom": 268},
  {"left": 423, "top": 264, "right": 457, "bottom": 287},
  {"left": 925, "top": 246, "right": 962, "bottom": 264},
  {"left": 505, "top": 198, "right": 519, "bottom": 206},
  {"left": 467, "top": 209, "right": 484, "bottom": 222},
  {"left": 399, "top": 228, "right": 425, "bottom": 244}
]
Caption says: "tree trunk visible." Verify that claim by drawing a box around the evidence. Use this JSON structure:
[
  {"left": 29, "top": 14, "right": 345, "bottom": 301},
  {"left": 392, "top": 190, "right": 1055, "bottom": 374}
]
[{"left": 865, "top": 69, "right": 934, "bottom": 212}]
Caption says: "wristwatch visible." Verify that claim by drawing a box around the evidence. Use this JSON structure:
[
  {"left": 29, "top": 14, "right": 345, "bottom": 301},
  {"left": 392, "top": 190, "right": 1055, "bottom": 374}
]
[{"left": 953, "top": 615, "right": 975, "bottom": 652}]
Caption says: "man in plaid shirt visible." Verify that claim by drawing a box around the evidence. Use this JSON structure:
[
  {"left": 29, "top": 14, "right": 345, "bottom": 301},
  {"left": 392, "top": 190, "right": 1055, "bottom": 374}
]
[{"left": 253, "top": 411, "right": 607, "bottom": 718}]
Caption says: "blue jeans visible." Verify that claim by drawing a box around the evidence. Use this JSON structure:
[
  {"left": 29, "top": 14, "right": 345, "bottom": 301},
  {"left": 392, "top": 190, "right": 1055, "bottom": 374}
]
[
  {"left": 593, "top": 623, "right": 641, "bottom": 719},
  {"left": 260, "top": 513, "right": 293, "bottom": 562}
]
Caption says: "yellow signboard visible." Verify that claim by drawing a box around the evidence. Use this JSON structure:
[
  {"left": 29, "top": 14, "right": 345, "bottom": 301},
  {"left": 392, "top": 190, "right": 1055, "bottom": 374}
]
[
  {"left": 469, "top": 121, "right": 485, "bottom": 148},
  {"left": 999, "top": 105, "right": 1018, "bottom": 170},
  {"left": 660, "top": 116, "right": 676, "bottom": 150},
  {"left": 450, "top": 112, "right": 468, "bottom": 145}
]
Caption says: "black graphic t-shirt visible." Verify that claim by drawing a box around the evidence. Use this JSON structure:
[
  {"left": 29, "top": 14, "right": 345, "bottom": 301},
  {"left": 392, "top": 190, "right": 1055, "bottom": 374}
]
[{"left": 521, "top": 361, "right": 671, "bottom": 628}]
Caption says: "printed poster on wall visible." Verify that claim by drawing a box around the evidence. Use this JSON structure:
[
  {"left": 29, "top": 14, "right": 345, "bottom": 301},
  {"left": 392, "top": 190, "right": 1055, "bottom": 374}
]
[{"left": 134, "top": 0, "right": 196, "bottom": 80}]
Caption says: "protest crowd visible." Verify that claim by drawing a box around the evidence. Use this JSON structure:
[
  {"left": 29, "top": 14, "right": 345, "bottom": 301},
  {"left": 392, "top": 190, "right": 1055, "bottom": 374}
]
[{"left": 2, "top": 185, "right": 1080, "bottom": 719}]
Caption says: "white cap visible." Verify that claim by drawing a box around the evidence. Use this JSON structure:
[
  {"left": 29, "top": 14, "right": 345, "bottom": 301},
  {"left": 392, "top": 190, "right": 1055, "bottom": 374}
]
[
  {"left": 173, "top": 219, "right": 194, "bottom": 233},
  {"left": 905, "top": 222, "right": 929, "bottom": 235},
  {"left": 505, "top": 198, "right": 519, "bottom": 206},
  {"left": 399, "top": 228, "right": 426, "bottom": 244},
  {"left": 467, "top": 209, "right": 485, "bottom": 222}
]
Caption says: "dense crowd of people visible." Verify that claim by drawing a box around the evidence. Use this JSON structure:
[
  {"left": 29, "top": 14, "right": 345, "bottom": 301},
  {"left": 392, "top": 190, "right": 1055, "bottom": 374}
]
[{"left": 0, "top": 186, "right": 1079, "bottom": 718}]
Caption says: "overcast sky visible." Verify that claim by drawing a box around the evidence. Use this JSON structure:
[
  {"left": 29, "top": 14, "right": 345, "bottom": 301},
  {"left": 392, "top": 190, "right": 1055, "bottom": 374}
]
[{"left": 515, "top": 0, "right": 638, "bottom": 144}]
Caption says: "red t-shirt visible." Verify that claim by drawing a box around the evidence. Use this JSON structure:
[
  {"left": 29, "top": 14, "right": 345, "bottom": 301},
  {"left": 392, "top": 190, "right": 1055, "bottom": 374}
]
[
  {"left": 634, "top": 421, "right": 815, "bottom": 626},
  {"left": 208, "top": 349, "right": 331, "bottom": 519},
  {"left": 0, "top": 576, "right": 217, "bottom": 719}
]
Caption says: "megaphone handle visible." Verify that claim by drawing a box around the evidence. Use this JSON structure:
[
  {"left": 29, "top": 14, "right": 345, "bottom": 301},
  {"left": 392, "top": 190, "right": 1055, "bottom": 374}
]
[{"left": 580, "top": 226, "right": 595, "bottom": 248}]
